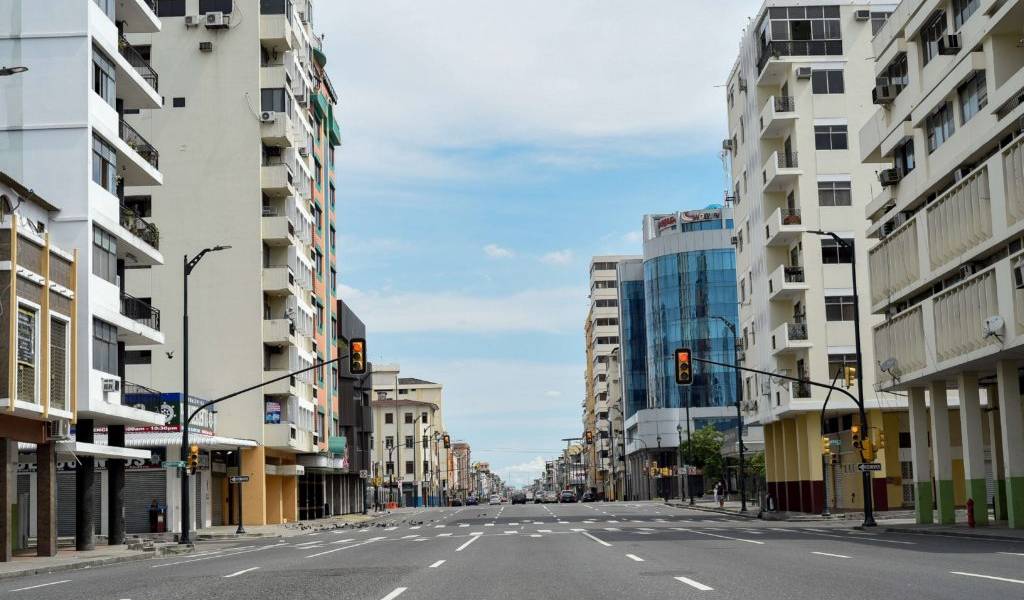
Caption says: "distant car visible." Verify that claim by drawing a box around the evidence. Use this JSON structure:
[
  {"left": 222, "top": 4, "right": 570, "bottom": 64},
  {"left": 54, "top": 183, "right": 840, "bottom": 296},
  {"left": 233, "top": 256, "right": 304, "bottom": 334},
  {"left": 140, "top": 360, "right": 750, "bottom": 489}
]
[
  {"left": 511, "top": 492, "right": 527, "bottom": 505},
  {"left": 580, "top": 492, "right": 595, "bottom": 502},
  {"left": 533, "top": 493, "right": 544, "bottom": 504},
  {"left": 545, "top": 491, "right": 558, "bottom": 503},
  {"left": 466, "top": 496, "right": 479, "bottom": 506},
  {"left": 489, "top": 494, "right": 501, "bottom": 505},
  {"left": 450, "top": 498, "right": 464, "bottom": 506},
  {"left": 559, "top": 491, "right": 577, "bottom": 503}
]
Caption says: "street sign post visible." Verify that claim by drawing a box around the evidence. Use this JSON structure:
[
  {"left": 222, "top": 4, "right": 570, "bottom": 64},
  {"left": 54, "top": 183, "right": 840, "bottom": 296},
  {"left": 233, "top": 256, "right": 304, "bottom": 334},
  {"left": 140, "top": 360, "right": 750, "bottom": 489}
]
[
  {"left": 162, "top": 461, "right": 185, "bottom": 469},
  {"left": 230, "top": 473, "right": 249, "bottom": 535},
  {"left": 857, "top": 463, "right": 882, "bottom": 472},
  {"left": 229, "top": 475, "right": 250, "bottom": 484},
  {"left": 359, "top": 470, "right": 369, "bottom": 479}
]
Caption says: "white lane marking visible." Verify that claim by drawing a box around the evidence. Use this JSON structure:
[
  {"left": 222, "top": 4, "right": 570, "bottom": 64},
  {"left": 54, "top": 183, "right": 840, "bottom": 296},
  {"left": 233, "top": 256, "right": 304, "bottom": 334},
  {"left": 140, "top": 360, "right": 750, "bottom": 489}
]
[
  {"left": 581, "top": 531, "right": 612, "bottom": 547},
  {"left": 637, "top": 527, "right": 656, "bottom": 531},
  {"left": 223, "top": 567, "right": 260, "bottom": 578},
  {"left": 505, "top": 530, "right": 518, "bottom": 534},
  {"left": 796, "top": 529, "right": 915, "bottom": 545},
  {"left": 811, "top": 552, "right": 851, "bottom": 559},
  {"left": 570, "top": 528, "right": 584, "bottom": 532},
  {"left": 385, "top": 527, "right": 398, "bottom": 531},
  {"left": 530, "top": 534, "right": 542, "bottom": 538},
  {"left": 429, "top": 560, "right": 446, "bottom": 568},
  {"left": 380, "top": 587, "right": 408, "bottom": 600},
  {"left": 458, "top": 524, "right": 469, "bottom": 528},
  {"left": 675, "top": 576, "right": 714, "bottom": 591},
  {"left": 151, "top": 545, "right": 281, "bottom": 568},
  {"left": 678, "top": 528, "right": 764, "bottom": 545},
  {"left": 435, "top": 525, "right": 446, "bottom": 528},
  {"left": 538, "top": 529, "right": 552, "bottom": 533},
  {"left": 533, "top": 521, "right": 544, "bottom": 524},
  {"left": 471, "top": 531, "right": 484, "bottom": 536},
  {"left": 409, "top": 526, "right": 421, "bottom": 530},
  {"left": 456, "top": 533, "right": 483, "bottom": 552},
  {"left": 330, "top": 538, "right": 355, "bottom": 545},
  {"left": 10, "top": 580, "right": 72, "bottom": 592},
  {"left": 559, "top": 520, "right": 569, "bottom": 524},
  {"left": 998, "top": 552, "right": 1024, "bottom": 556},
  {"left": 438, "top": 533, "right": 452, "bottom": 537},
  {"left": 608, "top": 520, "right": 619, "bottom": 523},
  {"left": 401, "top": 534, "right": 419, "bottom": 539},
  {"left": 604, "top": 527, "right": 621, "bottom": 532},
  {"left": 509, "top": 522, "right": 519, "bottom": 525},
  {"left": 307, "top": 537, "right": 383, "bottom": 558},
  {"left": 484, "top": 523, "right": 495, "bottom": 527},
  {"left": 626, "top": 554, "right": 645, "bottom": 562},
  {"left": 951, "top": 572, "right": 1024, "bottom": 585}
]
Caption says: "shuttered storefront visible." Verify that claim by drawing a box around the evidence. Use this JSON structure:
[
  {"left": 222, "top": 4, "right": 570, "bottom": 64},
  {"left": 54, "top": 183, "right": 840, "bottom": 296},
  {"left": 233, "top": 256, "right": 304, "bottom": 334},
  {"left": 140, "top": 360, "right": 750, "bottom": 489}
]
[
  {"left": 57, "top": 472, "right": 102, "bottom": 537},
  {"left": 125, "top": 470, "right": 166, "bottom": 534}
]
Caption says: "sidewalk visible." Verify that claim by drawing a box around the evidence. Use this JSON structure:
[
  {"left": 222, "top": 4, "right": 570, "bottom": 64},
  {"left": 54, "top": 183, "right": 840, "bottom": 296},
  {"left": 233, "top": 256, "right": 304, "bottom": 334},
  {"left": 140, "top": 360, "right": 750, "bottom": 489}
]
[
  {"left": 0, "top": 543, "right": 191, "bottom": 581},
  {"left": 879, "top": 509, "right": 1024, "bottom": 542},
  {"left": 664, "top": 498, "right": 918, "bottom": 523},
  {"left": 194, "top": 511, "right": 393, "bottom": 540}
]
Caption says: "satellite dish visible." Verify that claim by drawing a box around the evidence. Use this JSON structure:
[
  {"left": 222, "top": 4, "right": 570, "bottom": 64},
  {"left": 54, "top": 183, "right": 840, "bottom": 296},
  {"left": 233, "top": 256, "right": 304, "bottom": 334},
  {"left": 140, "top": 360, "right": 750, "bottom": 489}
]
[
  {"left": 984, "top": 315, "right": 1006, "bottom": 337},
  {"left": 880, "top": 358, "right": 898, "bottom": 373}
]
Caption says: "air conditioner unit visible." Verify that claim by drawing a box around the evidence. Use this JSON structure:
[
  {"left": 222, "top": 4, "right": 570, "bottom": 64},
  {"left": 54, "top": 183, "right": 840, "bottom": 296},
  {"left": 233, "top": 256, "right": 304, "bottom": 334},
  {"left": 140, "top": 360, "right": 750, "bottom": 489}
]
[
  {"left": 854, "top": 9, "right": 871, "bottom": 21},
  {"left": 1013, "top": 262, "right": 1024, "bottom": 289},
  {"left": 730, "top": 235, "right": 739, "bottom": 246},
  {"left": 938, "top": 34, "right": 961, "bottom": 55},
  {"left": 881, "top": 221, "right": 896, "bottom": 237},
  {"left": 738, "top": 77, "right": 748, "bottom": 92},
  {"left": 960, "top": 264, "right": 978, "bottom": 278},
  {"left": 736, "top": 350, "right": 746, "bottom": 362},
  {"left": 953, "top": 164, "right": 974, "bottom": 182},
  {"left": 205, "top": 11, "right": 229, "bottom": 29},
  {"left": 46, "top": 420, "right": 71, "bottom": 441},
  {"left": 102, "top": 378, "right": 120, "bottom": 393},
  {"left": 873, "top": 85, "right": 897, "bottom": 105},
  {"left": 893, "top": 212, "right": 909, "bottom": 227},
  {"left": 199, "top": 41, "right": 214, "bottom": 52},
  {"left": 298, "top": 147, "right": 309, "bottom": 157},
  {"left": 312, "top": 433, "right": 320, "bottom": 446},
  {"left": 185, "top": 15, "right": 202, "bottom": 27},
  {"left": 795, "top": 67, "right": 813, "bottom": 79},
  {"left": 879, "top": 168, "right": 902, "bottom": 187},
  {"left": 260, "top": 111, "right": 277, "bottom": 123},
  {"left": 722, "top": 139, "right": 735, "bottom": 152}
]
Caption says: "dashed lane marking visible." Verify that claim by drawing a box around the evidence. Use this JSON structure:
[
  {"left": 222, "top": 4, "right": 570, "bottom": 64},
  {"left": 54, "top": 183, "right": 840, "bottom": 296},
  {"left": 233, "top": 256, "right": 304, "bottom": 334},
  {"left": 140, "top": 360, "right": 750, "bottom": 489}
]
[
  {"left": 437, "top": 533, "right": 452, "bottom": 537},
  {"left": 429, "top": 560, "right": 446, "bottom": 568},
  {"left": 626, "top": 554, "right": 645, "bottom": 562},
  {"left": 380, "top": 587, "right": 408, "bottom": 600},
  {"left": 581, "top": 531, "right": 612, "bottom": 547},
  {"left": 224, "top": 567, "right": 261, "bottom": 578},
  {"left": 10, "top": 580, "right": 72, "bottom": 592},
  {"left": 951, "top": 572, "right": 1024, "bottom": 585},
  {"left": 456, "top": 533, "right": 483, "bottom": 552},
  {"left": 676, "top": 528, "right": 764, "bottom": 545},
  {"left": 675, "top": 576, "right": 714, "bottom": 591},
  {"left": 811, "top": 552, "right": 851, "bottom": 559}
]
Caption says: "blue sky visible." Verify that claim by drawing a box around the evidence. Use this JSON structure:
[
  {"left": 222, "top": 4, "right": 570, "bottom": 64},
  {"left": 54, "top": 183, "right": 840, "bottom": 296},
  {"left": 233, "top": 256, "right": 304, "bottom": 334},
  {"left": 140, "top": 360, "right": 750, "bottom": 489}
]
[{"left": 318, "top": 1, "right": 755, "bottom": 485}]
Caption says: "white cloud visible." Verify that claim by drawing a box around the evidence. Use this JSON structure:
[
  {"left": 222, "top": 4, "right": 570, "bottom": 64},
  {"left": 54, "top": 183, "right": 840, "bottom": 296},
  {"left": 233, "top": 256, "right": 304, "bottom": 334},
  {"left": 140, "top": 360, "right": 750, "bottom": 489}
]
[
  {"left": 503, "top": 457, "right": 548, "bottom": 487},
  {"left": 339, "top": 284, "right": 585, "bottom": 334},
  {"left": 540, "top": 249, "right": 574, "bottom": 266},
  {"left": 623, "top": 230, "right": 644, "bottom": 244},
  {"left": 545, "top": 390, "right": 562, "bottom": 398},
  {"left": 483, "top": 243, "right": 515, "bottom": 259}
]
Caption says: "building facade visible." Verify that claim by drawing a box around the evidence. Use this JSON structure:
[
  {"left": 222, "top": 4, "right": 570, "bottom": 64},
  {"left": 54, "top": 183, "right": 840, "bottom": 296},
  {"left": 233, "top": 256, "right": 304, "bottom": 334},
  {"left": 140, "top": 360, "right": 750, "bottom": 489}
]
[
  {"left": 449, "top": 441, "right": 471, "bottom": 502},
  {"left": 334, "top": 299, "right": 371, "bottom": 515},
  {"left": 863, "top": 0, "right": 1024, "bottom": 528},
  {"left": 726, "top": 0, "right": 909, "bottom": 513}
]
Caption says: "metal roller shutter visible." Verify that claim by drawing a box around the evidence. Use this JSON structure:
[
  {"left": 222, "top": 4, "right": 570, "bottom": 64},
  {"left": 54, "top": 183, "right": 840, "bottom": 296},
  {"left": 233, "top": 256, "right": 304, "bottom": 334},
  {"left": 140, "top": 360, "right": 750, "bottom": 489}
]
[
  {"left": 212, "top": 474, "right": 224, "bottom": 526},
  {"left": 55, "top": 472, "right": 102, "bottom": 537},
  {"left": 195, "top": 475, "right": 202, "bottom": 530},
  {"left": 125, "top": 470, "right": 166, "bottom": 534}
]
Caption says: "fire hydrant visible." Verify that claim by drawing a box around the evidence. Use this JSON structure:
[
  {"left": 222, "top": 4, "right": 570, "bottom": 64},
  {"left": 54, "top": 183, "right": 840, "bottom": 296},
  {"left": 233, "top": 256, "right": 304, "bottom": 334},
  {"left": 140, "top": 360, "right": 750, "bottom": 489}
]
[{"left": 967, "top": 498, "right": 976, "bottom": 528}]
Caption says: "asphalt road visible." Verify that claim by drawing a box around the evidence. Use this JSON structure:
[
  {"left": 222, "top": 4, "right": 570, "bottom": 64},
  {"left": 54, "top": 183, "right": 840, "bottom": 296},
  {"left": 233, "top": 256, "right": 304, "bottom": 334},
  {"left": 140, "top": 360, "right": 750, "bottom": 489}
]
[{"left": 5, "top": 501, "right": 1024, "bottom": 599}]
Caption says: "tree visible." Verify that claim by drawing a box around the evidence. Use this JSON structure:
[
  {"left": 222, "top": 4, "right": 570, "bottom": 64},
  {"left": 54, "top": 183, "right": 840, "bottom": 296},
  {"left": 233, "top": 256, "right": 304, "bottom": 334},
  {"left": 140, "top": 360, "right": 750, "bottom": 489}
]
[
  {"left": 748, "top": 451, "right": 766, "bottom": 478},
  {"left": 680, "top": 426, "right": 725, "bottom": 484}
]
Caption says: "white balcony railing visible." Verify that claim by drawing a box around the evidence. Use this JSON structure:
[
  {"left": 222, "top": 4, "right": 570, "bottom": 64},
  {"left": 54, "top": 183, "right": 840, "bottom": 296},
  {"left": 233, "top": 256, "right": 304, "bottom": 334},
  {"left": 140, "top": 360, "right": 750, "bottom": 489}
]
[
  {"left": 927, "top": 167, "right": 991, "bottom": 271},
  {"left": 872, "top": 305, "right": 926, "bottom": 382},
  {"left": 933, "top": 269, "right": 999, "bottom": 363},
  {"left": 1003, "top": 133, "right": 1024, "bottom": 226},
  {"left": 869, "top": 218, "right": 919, "bottom": 305}
]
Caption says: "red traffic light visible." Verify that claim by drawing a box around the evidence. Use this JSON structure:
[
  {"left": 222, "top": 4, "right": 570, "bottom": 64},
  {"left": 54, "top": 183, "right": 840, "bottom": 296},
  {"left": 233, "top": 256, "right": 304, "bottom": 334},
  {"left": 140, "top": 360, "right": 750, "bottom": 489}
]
[
  {"left": 675, "top": 348, "right": 693, "bottom": 385},
  {"left": 350, "top": 338, "right": 367, "bottom": 374}
]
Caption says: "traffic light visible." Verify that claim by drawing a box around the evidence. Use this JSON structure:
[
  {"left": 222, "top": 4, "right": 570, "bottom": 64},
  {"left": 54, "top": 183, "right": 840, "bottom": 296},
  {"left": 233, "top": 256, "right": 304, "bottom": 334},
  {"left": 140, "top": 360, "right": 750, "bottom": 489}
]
[
  {"left": 350, "top": 338, "right": 366, "bottom": 374},
  {"left": 861, "top": 437, "right": 875, "bottom": 462},
  {"left": 877, "top": 430, "right": 886, "bottom": 450},
  {"left": 851, "top": 424, "right": 862, "bottom": 454},
  {"left": 442, "top": 434, "right": 451, "bottom": 449},
  {"left": 675, "top": 348, "right": 693, "bottom": 385},
  {"left": 821, "top": 436, "right": 830, "bottom": 456},
  {"left": 585, "top": 430, "right": 594, "bottom": 444},
  {"left": 187, "top": 444, "right": 200, "bottom": 474},
  {"left": 844, "top": 366, "right": 857, "bottom": 388}
]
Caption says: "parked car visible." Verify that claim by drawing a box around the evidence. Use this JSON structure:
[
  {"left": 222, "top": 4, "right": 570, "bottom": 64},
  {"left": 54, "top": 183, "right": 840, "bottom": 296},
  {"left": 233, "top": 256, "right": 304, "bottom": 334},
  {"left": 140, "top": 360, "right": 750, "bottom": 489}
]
[
  {"left": 511, "top": 492, "right": 527, "bottom": 505},
  {"left": 559, "top": 490, "right": 577, "bottom": 503},
  {"left": 466, "top": 496, "right": 479, "bottom": 506},
  {"left": 580, "top": 492, "right": 595, "bottom": 502},
  {"left": 545, "top": 491, "right": 558, "bottom": 503},
  {"left": 534, "top": 493, "right": 545, "bottom": 504},
  {"left": 450, "top": 498, "right": 464, "bottom": 506},
  {"left": 489, "top": 494, "right": 502, "bottom": 505}
]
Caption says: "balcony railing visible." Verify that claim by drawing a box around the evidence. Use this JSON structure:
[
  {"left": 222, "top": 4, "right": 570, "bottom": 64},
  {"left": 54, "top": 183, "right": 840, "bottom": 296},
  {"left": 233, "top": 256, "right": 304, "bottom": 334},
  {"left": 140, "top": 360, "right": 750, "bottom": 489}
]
[
  {"left": 783, "top": 266, "right": 805, "bottom": 283},
  {"left": 780, "top": 208, "right": 802, "bottom": 225},
  {"left": 120, "top": 119, "right": 159, "bottom": 169},
  {"left": 142, "top": 0, "right": 158, "bottom": 12},
  {"left": 261, "top": 0, "right": 293, "bottom": 18},
  {"left": 777, "top": 152, "right": 798, "bottom": 169},
  {"left": 123, "top": 380, "right": 161, "bottom": 403},
  {"left": 757, "top": 39, "right": 843, "bottom": 72},
  {"left": 121, "top": 292, "right": 161, "bottom": 331},
  {"left": 788, "top": 322, "right": 808, "bottom": 341},
  {"left": 117, "top": 33, "right": 158, "bottom": 92},
  {"left": 774, "top": 96, "right": 795, "bottom": 112},
  {"left": 119, "top": 205, "right": 160, "bottom": 249}
]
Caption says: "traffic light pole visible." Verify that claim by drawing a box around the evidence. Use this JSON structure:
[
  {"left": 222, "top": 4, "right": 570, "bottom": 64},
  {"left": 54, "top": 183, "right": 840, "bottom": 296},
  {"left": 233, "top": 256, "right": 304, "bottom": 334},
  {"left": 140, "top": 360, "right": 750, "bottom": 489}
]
[{"left": 690, "top": 355, "right": 876, "bottom": 527}]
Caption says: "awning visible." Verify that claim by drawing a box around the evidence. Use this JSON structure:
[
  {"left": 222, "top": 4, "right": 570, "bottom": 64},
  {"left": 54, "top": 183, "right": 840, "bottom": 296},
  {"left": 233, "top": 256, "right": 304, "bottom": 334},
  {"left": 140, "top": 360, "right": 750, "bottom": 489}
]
[
  {"left": 92, "top": 432, "right": 259, "bottom": 451},
  {"left": 17, "top": 441, "right": 153, "bottom": 461}
]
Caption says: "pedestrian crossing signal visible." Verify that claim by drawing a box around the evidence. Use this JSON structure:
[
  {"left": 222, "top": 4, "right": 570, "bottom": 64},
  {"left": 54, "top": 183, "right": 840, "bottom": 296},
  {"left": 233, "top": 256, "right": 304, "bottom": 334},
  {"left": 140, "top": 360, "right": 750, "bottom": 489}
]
[
  {"left": 350, "top": 338, "right": 367, "bottom": 374},
  {"left": 585, "top": 430, "right": 594, "bottom": 444},
  {"left": 675, "top": 348, "right": 693, "bottom": 385},
  {"left": 187, "top": 444, "right": 200, "bottom": 474},
  {"left": 443, "top": 434, "right": 451, "bottom": 449}
]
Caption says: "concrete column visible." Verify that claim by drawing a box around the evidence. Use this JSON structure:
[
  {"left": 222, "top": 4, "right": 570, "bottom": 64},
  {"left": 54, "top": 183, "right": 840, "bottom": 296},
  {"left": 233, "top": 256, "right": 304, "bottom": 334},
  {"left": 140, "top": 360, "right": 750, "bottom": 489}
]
[
  {"left": 0, "top": 438, "right": 15, "bottom": 562},
  {"left": 928, "top": 382, "right": 955, "bottom": 524},
  {"left": 989, "top": 404, "right": 1008, "bottom": 521},
  {"left": 995, "top": 360, "right": 1024, "bottom": 528},
  {"left": 76, "top": 419, "right": 95, "bottom": 550},
  {"left": 908, "top": 388, "right": 933, "bottom": 524},
  {"left": 36, "top": 441, "right": 57, "bottom": 557},
  {"left": 107, "top": 424, "right": 125, "bottom": 545},
  {"left": 957, "top": 373, "right": 988, "bottom": 525}
]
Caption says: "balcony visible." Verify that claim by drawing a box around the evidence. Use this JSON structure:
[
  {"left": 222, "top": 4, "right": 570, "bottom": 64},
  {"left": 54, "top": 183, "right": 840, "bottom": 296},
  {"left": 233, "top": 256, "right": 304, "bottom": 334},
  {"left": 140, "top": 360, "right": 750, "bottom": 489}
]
[
  {"left": 260, "top": 0, "right": 295, "bottom": 54},
  {"left": 123, "top": 380, "right": 161, "bottom": 406},
  {"left": 768, "top": 264, "right": 809, "bottom": 301},
  {"left": 759, "top": 96, "right": 797, "bottom": 139},
  {"left": 261, "top": 160, "right": 295, "bottom": 197},
  {"left": 115, "top": 0, "right": 161, "bottom": 34},
  {"left": 756, "top": 40, "right": 842, "bottom": 86},
  {"left": 770, "top": 321, "right": 812, "bottom": 356},
  {"left": 121, "top": 292, "right": 160, "bottom": 331},
  {"left": 263, "top": 265, "right": 293, "bottom": 295},
  {"left": 260, "top": 111, "right": 297, "bottom": 148},
  {"left": 118, "top": 33, "right": 158, "bottom": 92},
  {"left": 262, "top": 205, "right": 292, "bottom": 246},
  {"left": 119, "top": 205, "right": 159, "bottom": 250},
  {"left": 765, "top": 207, "right": 805, "bottom": 247},
  {"left": 762, "top": 151, "right": 801, "bottom": 192},
  {"left": 266, "top": 422, "right": 315, "bottom": 453},
  {"left": 119, "top": 119, "right": 158, "bottom": 170},
  {"left": 263, "top": 318, "right": 295, "bottom": 346}
]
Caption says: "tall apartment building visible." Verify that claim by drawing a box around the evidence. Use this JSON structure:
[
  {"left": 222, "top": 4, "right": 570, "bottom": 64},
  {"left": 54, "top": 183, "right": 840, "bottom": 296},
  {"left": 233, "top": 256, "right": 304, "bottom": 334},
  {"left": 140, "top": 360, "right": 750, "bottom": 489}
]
[
  {"left": 862, "top": 0, "right": 1024, "bottom": 528},
  {"left": 370, "top": 365, "right": 449, "bottom": 507},
  {"left": 584, "top": 255, "right": 635, "bottom": 499},
  {"left": 726, "top": 1, "right": 908, "bottom": 514},
  {"left": 123, "top": 0, "right": 343, "bottom": 526},
  {"left": 449, "top": 441, "right": 471, "bottom": 502},
  {"left": 619, "top": 208, "right": 739, "bottom": 500},
  {"left": 336, "top": 299, "right": 372, "bottom": 515},
  {"left": 0, "top": 0, "right": 168, "bottom": 550}
]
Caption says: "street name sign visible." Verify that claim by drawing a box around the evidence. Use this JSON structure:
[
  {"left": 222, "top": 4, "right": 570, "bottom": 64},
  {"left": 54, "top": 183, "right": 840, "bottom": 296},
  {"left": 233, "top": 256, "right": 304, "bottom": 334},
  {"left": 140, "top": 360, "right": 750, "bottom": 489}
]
[
  {"left": 857, "top": 463, "right": 882, "bottom": 472},
  {"left": 229, "top": 475, "right": 251, "bottom": 484},
  {"left": 162, "top": 461, "right": 185, "bottom": 468}
]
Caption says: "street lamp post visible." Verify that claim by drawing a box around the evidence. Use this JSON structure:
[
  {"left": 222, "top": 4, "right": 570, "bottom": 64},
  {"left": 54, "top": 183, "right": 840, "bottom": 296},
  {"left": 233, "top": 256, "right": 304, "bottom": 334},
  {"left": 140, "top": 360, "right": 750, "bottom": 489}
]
[
  {"left": 712, "top": 316, "right": 747, "bottom": 512},
  {"left": 656, "top": 433, "right": 663, "bottom": 501},
  {"left": 0, "top": 65, "right": 28, "bottom": 76},
  {"left": 180, "top": 245, "right": 230, "bottom": 545},
  {"left": 810, "top": 230, "right": 876, "bottom": 526},
  {"left": 676, "top": 424, "right": 685, "bottom": 503}
]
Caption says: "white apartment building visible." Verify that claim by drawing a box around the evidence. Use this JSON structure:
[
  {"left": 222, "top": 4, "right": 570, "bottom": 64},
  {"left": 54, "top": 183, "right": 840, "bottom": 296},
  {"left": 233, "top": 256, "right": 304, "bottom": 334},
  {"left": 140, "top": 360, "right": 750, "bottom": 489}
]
[
  {"left": 584, "top": 255, "right": 635, "bottom": 499},
  {"left": 726, "top": 1, "right": 908, "bottom": 513},
  {"left": 862, "top": 0, "right": 1024, "bottom": 528},
  {"left": 0, "top": 0, "right": 167, "bottom": 549},
  {"left": 370, "top": 365, "right": 450, "bottom": 507}
]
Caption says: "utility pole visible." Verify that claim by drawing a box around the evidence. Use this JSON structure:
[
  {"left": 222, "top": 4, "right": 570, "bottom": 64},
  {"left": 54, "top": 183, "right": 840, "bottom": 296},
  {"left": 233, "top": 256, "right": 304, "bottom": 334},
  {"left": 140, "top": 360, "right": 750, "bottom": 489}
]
[{"left": 713, "top": 316, "right": 747, "bottom": 512}]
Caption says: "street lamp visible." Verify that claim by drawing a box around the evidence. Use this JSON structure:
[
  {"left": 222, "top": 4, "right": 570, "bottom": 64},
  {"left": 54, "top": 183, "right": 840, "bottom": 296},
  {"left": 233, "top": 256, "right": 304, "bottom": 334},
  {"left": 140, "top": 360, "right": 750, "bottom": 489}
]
[
  {"left": 0, "top": 66, "right": 28, "bottom": 76},
  {"left": 655, "top": 433, "right": 663, "bottom": 501},
  {"left": 712, "top": 315, "right": 747, "bottom": 512},
  {"left": 808, "top": 229, "right": 875, "bottom": 526},
  {"left": 676, "top": 424, "right": 686, "bottom": 504},
  {"left": 180, "top": 245, "right": 231, "bottom": 544}
]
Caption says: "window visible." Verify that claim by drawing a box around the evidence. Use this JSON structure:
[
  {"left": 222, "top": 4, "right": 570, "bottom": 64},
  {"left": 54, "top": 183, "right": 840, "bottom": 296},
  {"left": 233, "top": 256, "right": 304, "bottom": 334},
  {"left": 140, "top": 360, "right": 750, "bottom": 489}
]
[
  {"left": 92, "top": 226, "right": 118, "bottom": 284},
  {"left": 871, "top": 11, "right": 892, "bottom": 35},
  {"left": 315, "top": 249, "right": 323, "bottom": 279},
  {"left": 595, "top": 299, "right": 618, "bottom": 308},
  {"left": 926, "top": 102, "right": 955, "bottom": 152},
  {"left": 15, "top": 306, "right": 37, "bottom": 403},
  {"left": 763, "top": 6, "right": 843, "bottom": 57},
  {"left": 330, "top": 316, "right": 337, "bottom": 341},
  {"left": 385, "top": 461, "right": 394, "bottom": 474},
  {"left": 92, "top": 319, "right": 118, "bottom": 375},
  {"left": 959, "top": 71, "right": 987, "bottom": 124},
  {"left": 894, "top": 139, "right": 916, "bottom": 175},
  {"left": 595, "top": 318, "right": 618, "bottom": 326},
  {"left": 739, "top": 117, "right": 745, "bottom": 143},
  {"left": 385, "top": 412, "right": 394, "bottom": 424},
  {"left": 314, "top": 203, "right": 323, "bottom": 231},
  {"left": 124, "top": 195, "right": 152, "bottom": 217},
  {"left": 953, "top": 0, "right": 979, "bottom": 29},
  {"left": 124, "top": 350, "right": 151, "bottom": 365},
  {"left": 421, "top": 411, "right": 428, "bottom": 423},
  {"left": 314, "top": 158, "right": 322, "bottom": 187},
  {"left": 821, "top": 238, "right": 854, "bottom": 264},
  {"left": 920, "top": 12, "right": 948, "bottom": 66},
  {"left": 405, "top": 461, "right": 414, "bottom": 474},
  {"left": 814, "top": 125, "right": 848, "bottom": 150},
  {"left": 825, "top": 296, "right": 856, "bottom": 321},
  {"left": 879, "top": 53, "right": 909, "bottom": 94},
  {"left": 92, "top": 45, "right": 115, "bottom": 106},
  {"left": 384, "top": 436, "right": 394, "bottom": 448},
  {"left": 157, "top": 0, "right": 186, "bottom": 16},
  {"left": 828, "top": 353, "right": 858, "bottom": 380},
  {"left": 260, "top": 88, "right": 290, "bottom": 114},
  {"left": 404, "top": 436, "right": 413, "bottom": 448},
  {"left": 329, "top": 226, "right": 336, "bottom": 251},
  {"left": 92, "top": 134, "right": 117, "bottom": 194},
  {"left": 50, "top": 316, "right": 68, "bottom": 410},
  {"left": 260, "top": 0, "right": 289, "bottom": 15},
  {"left": 199, "top": 0, "right": 233, "bottom": 12},
  {"left": 404, "top": 412, "right": 413, "bottom": 424},
  {"left": 172, "top": 97, "right": 186, "bottom": 108},
  {"left": 818, "top": 180, "right": 851, "bottom": 206},
  {"left": 93, "top": 0, "right": 115, "bottom": 19},
  {"left": 811, "top": 70, "right": 844, "bottom": 94}
]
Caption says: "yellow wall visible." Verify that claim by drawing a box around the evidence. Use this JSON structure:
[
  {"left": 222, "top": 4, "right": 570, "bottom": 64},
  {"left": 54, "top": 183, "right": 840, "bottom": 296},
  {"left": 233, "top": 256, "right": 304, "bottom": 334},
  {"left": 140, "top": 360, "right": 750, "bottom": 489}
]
[
  {"left": 241, "top": 447, "right": 267, "bottom": 526},
  {"left": 266, "top": 476, "right": 283, "bottom": 524},
  {"left": 282, "top": 477, "right": 297, "bottom": 523}
]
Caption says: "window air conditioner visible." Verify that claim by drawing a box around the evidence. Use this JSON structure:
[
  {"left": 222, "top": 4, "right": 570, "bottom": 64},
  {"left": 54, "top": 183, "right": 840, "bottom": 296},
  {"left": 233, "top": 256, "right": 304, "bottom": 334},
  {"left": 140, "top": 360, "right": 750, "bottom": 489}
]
[
  {"left": 938, "top": 34, "right": 961, "bottom": 55},
  {"left": 873, "top": 85, "right": 896, "bottom": 105},
  {"left": 312, "top": 433, "right": 320, "bottom": 446},
  {"left": 738, "top": 77, "right": 747, "bottom": 92},
  {"left": 722, "top": 139, "right": 734, "bottom": 152},
  {"left": 205, "top": 12, "right": 229, "bottom": 29},
  {"left": 1013, "top": 262, "right": 1024, "bottom": 289},
  {"left": 960, "top": 264, "right": 978, "bottom": 278},
  {"left": 795, "top": 67, "right": 813, "bottom": 79},
  {"left": 730, "top": 235, "right": 739, "bottom": 246},
  {"left": 878, "top": 168, "right": 902, "bottom": 187},
  {"left": 260, "top": 111, "right": 276, "bottom": 123},
  {"left": 46, "top": 420, "right": 71, "bottom": 441},
  {"left": 199, "top": 41, "right": 214, "bottom": 52},
  {"left": 298, "top": 147, "right": 309, "bottom": 157},
  {"left": 185, "top": 15, "right": 202, "bottom": 27},
  {"left": 102, "top": 378, "right": 120, "bottom": 393},
  {"left": 854, "top": 10, "right": 871, "bottom": 21}
]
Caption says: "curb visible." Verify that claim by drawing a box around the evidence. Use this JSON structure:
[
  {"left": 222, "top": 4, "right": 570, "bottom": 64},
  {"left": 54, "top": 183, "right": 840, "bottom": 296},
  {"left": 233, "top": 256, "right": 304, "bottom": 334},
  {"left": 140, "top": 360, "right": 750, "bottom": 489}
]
[
  {"left": 665, "top": 502, "right": 759, "bottom": 519},
  {"left": 0, "top": 547, "right": 192, "bottom": 582},
  {"left": 882, "top": 526, "right": 1024, "bottom": 543}
]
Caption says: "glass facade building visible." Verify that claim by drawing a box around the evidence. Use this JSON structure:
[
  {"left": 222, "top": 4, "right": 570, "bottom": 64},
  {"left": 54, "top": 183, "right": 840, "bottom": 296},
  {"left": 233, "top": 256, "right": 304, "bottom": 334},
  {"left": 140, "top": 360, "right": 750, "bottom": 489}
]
[{"left": 617, "top": 275, "right": 648, "bottom": 419}]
